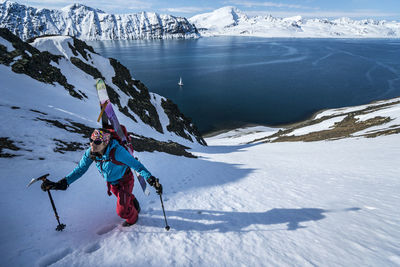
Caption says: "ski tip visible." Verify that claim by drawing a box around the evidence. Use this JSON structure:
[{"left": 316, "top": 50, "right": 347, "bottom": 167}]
[{"left": 96, "top": 78, "right": 105, "bottom": 86}]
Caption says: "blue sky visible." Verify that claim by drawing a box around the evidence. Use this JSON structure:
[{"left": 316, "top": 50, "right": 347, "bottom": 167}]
[{"left": 10, "top": 0, "right": 400, "bottom": 20}]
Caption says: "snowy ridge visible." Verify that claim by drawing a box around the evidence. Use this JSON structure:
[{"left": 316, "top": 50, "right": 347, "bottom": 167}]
[
  {"left": 0, "top": 29, "right": 205, "bottom": 162},
  {"left": 190, "top": 6, "right": 400, "bottom": 38},
  {"left": 0, "top": 1, "right": 199, "bottom": 40}
]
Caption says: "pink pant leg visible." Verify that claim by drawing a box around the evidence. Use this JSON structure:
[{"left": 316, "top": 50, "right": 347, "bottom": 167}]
[{"left": 110, "top": 177, "right": 138, "bottom": 224}]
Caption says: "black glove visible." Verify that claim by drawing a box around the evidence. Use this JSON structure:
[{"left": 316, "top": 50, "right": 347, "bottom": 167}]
[
  {"left": 41, "top": 178, "right": 68, "bottom": 191},
  {"left": 147, "top": 176, "right": 163, "bottom": 195}
]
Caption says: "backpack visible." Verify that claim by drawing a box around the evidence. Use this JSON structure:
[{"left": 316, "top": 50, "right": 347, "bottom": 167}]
[
  {"left": 103, "top": 125, "right": 135, "bottom": 166},
  {"left": 101, "top": 125, "right": 136, "bottom": 196}
]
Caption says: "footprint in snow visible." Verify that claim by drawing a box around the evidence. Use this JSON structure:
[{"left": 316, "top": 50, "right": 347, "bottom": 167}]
[
  {"left": 84, "top": 242, "right": 101, "bottom": 254},
  {"left": 96, "top": 224, "right": 117, "bottom": 235},
  {"left": 37, "top": 247, "right": 72, "bottom": 267},
  {"left": 147, "top": 207, "right": 154, "bottom": 213}
]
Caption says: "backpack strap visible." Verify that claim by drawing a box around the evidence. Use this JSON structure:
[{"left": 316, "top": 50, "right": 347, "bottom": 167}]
[{"left": 109, "top": 147, "right": 125, "bottom": 166}]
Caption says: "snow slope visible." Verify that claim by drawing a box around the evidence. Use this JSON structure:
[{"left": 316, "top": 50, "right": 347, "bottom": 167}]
[
  {"left": 1, "top": 94, "right": 400, "bottom": 266},
  {"left": 190, "top": 6, "right": 400, "bottom": 38}
]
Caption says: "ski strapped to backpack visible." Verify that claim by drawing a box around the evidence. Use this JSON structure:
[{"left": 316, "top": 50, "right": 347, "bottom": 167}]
[{"left": 95, "top": 78, "right": 150, "bottom": 196}]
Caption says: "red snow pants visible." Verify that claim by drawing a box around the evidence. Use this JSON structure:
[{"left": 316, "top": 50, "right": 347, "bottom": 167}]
[{"left": 108, "top": 169, "right": 138, "bottom": 224}]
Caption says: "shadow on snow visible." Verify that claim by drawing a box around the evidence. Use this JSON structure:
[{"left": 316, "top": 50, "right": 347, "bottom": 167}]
[{"left": 141, "top": 207, "right": 361, "bottom": 232}]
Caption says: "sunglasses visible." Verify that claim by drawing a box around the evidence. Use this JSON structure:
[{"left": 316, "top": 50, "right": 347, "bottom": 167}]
[{"left": 89, "top": 138, "right": 103, "bottom": 145}]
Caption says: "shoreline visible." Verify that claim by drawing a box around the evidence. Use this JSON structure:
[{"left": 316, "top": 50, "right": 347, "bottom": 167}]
[
  {"left": 202, "top": 109, "right": 326, "bottom": 138},
  {"left": 202, "top": 97, "right": 399, "bottom": 138},
  {"left": 202, "top": 97, "right": 400, "bottom": 138}
]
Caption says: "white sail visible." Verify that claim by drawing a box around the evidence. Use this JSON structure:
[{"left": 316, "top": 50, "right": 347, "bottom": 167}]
[{"left": 178, "top": 77, "right": 184, "bottom": 86}]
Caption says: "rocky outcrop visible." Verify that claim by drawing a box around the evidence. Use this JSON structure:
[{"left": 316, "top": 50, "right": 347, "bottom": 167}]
[
  {"left": 0, "top": 28, "right": 83, "bottom": 99},
  {"left": 249, "top": 99, "right": 400, "bottom": 143},
  {"left": 161, "top": 98, "right": 207, "bottom": 146},
  {"left": 109, "top": 58, "right": 164, "bottom": 133}
]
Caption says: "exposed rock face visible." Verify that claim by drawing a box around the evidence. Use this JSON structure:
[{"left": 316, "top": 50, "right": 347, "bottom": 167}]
[
  {"left": 108, "top": 58, "right": 164, "bottom": 133},
  {"left": 0, "top": 1, "right": 199, "bottom": 41},
  {"left": 161, "top": 98, "right": 207, "bottom": 146},
  {"left": 0, "top": 137, "right": 20, "bottom": 157}
]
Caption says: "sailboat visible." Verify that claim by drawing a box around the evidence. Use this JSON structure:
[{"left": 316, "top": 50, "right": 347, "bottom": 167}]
[{"left": 178, "top": 77, "right": 184, "bottom": 86}]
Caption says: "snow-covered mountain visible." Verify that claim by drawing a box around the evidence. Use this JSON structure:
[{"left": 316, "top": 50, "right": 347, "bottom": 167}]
[
  {"left": 0, "top": 0, "right": 199, "bottom": 40},
  {"left": 190, "top": 6, "right": 400, "bottom": 38},
  {"left": 0, "top": 28, "right": 206, "bottom": 162}
]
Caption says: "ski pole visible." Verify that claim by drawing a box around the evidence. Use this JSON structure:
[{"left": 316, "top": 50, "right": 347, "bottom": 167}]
[
  {"left": 159, "top": 193, "right": 170, "bottom": 231},
  {"left": 47, "top": 189, "right": 66, "bottom": 231},
  {"left": 27, "top": 174, "right": 66, "bottom": 231}
]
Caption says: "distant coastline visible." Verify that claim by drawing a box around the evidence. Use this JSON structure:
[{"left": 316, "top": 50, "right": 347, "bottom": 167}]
[{"left": 203, "top": 96, "right": 400, "bottom": 138}]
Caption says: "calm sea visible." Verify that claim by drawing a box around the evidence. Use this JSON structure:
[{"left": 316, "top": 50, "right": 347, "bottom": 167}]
[{"left": 88, "top": 37, "right": 400, "bottom": 134}]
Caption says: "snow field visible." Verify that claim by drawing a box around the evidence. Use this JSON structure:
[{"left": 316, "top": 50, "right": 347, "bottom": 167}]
[{"left": 2, "top": 132, "right": 399, "bottom": 266}]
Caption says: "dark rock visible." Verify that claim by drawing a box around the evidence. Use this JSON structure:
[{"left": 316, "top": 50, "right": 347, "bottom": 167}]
[
  {"left": 0, "top": 137, "right": 20, "bottom": 157},
  {"left": 161, "top": 98, "right": 207, "bottom": 146},
  {"left": 70, "top": 56, "right": 103, "bottom": 80},
  {"left": 53, "top": 138, "right": 86, "bottom": 153},
  {"left": 30, "top": 109, "right": 48, "bottom": 115},
  {"left": 109, "top": 58, "right": 163, "bottom": 132},
  {"left": 130, "top": 134, "right": 197, "bottom": 158},
  {"left": 36, "top": 118, "right": 93, "bottom": 138},
  {"left": 0, "top": 28, "right": 83, "bottom": 99},
  {"left": 68, "top": 38, "right": 96, "bottom": 61}
]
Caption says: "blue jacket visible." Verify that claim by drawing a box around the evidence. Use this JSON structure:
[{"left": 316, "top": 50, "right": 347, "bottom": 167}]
[{"left": 66, "top": 139, "right": 152, "bottom": 185}]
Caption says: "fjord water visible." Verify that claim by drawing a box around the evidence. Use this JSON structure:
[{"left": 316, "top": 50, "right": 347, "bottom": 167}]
[{"left": 88, "top": 37, "right": 400, "bottom": 134}]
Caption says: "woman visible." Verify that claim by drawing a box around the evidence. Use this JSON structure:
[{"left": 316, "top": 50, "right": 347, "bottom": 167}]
[{"left": 41, "top": 129, "right": 162, "bottom": 227}]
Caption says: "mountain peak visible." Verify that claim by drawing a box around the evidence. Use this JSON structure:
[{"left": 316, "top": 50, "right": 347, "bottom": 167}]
[
  {"left": 190, "top": 6, "right": 400, "bottom": 38},
  {"left": 212, "top": 6, "right": 247, "bottom": 18},
  {"left": 1, "top": 0, "right": 18, "bottom": 7},
  {"left": 190, "top": 6, "right": 247, "bottom": 30},
  {"left": 61, "top": 3, "right": 105, "bottom": 14}
]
